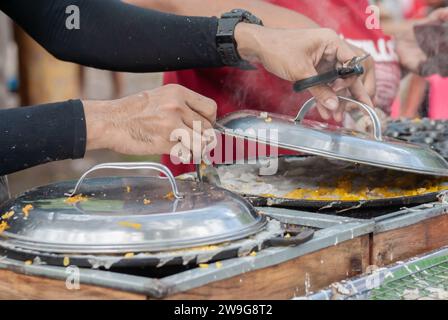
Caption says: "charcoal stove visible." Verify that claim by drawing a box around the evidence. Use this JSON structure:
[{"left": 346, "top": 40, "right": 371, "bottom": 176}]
[
  {"left": 2, "top": 109, "right": 448, "bottom": 299},
  {"left": 385, "top": 118, "right": 448, "bottom": 159},
  {"left": 0, "top": 194, "right": 447, "bottom": 299}
]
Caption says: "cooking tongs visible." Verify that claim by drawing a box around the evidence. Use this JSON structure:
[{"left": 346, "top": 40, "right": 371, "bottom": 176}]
[
  {"left": 293, "top": 54, "right": 370, "bottom": 92},
  {"left": 200, "top": 54, "right": 369, "bottom": 187}
]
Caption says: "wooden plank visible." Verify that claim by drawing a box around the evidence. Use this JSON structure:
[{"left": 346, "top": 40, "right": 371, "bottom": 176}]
[
  {"left": 163, "top": 236, "right": 370, "bottom": 300},
  {"left": 0, "top": 269, "right": 146, "bottom": 300},
  {"left": 372, "top": 214, "right": 448, "bottom": 267}
]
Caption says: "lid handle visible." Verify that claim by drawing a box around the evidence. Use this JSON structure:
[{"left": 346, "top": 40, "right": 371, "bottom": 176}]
[
  {"left": 294, "top": 96, "right": 383, "bottom": 141},
  {"left": 65, "top": 162, "right": 184, "bottom": 199}
]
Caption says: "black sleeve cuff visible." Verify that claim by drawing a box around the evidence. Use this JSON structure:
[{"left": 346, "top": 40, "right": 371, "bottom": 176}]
[
  {"left": 0, "top": 99, "right": 87, "bottom": 175},
  {"left": 70, "top": 99, "right": 87, "bottom": 159}
]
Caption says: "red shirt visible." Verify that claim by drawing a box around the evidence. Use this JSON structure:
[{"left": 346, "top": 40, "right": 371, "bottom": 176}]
[{"left": 162, "top": 0, "right": 401, "bottom": 175}]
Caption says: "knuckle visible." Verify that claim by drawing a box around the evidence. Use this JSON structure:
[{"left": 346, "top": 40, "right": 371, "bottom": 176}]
[
  {"left": 322, "top": 28, "right": 338, "bottom": 38},
  {"left": 206, "top": 99, "right": 218, "bottom": 115},
  {"left": 164, "top": 83, "right": 185, "bottom": 95},
  {"left": 163, "top": 101, "right": 184, "bottom": 112}
]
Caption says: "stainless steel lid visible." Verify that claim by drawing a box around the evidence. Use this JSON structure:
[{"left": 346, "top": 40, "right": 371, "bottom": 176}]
[
  {"left": 216, "top": 96, "right": 448, "bottom": 177},
  {"left": 0, "top": 163, "right": 266, "bottom": 254}
]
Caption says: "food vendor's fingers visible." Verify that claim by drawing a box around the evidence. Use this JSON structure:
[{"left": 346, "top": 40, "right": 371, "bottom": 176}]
[
  {"left": 348, "top": 78, "right": 374, "bottom": 108},
  {"left": 176, "top": 85, "right": 218, "bottom": 123},
  {"left": 331, "top": 74, "right": 374, "bottom": 98},
  {"left": 333, "top": 38, "right": 375, "bottom": 103},
  {"left": 363, "top": 65, "right": 377, "bottom": 100},
  {"left": 167, "top": 139, "right": 192, "bottom": 163},
  {"left": 170, "top": 124, "right": 195, "bottom": 163},
  {"left": 181, "top": 108, "right": 217, "bottom": 150},
  {"left": 371, "top": 108, "right": 388, "bottom": 133},
  {"left": 330, "top": 71, "right": 376, "bottom": 101},
  {"left": 331, "top": 78, "right": 356, "bottom": 92},
  {"left": 180, "top": 122, "right": 211, "bottom": 163},
  {"left": 335, "top": 38, "right": 361, "bottom": 66},
  {"left": 316, "top": 104, "right": 331, "bottom": 120},
  {"left": 342, "top": 112, "right": 357, "bottom": 130},
  {"left": 308, "top": 83, "right": 339, "bottom": 112},
  {"left": 173, "top": 143, "right": 192, "bottom": 163},
  {"left": 333, "top": 107, "right": 343, "bottom": 123},
  {"left": 181, "top": 107, "right": 214, "bottom": 133}
]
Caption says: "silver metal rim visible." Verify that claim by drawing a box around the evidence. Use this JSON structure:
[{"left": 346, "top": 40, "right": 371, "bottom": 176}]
[
  {"left": 295, "top": 96, "right": 383, "bottom": 141},
  {"left": 0, "top": 215, "right": 268, "bottom": 254}
]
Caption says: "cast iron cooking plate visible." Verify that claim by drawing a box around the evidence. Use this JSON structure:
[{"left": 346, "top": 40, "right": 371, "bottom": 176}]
[
  {"left": 0, "top": 163, "right": 267, "bottom": 254},
  {"left": 215, "top": 156, "right": 446, "bottom": 212}
]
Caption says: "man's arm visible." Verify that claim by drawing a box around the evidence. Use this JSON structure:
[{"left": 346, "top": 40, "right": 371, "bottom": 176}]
[
  {"left": 0, "top": 84, "right": 219, "bottom": 175},
  {"left": 1, "top": 0, "right": 373, "bottom": 118},
  {"left": 0, "top": 101, "right": 87, "bottom": 175},
  {"left": 0, "top": 0, "right": 224, "bottom": 72},
  {"left": 126, "top": 0, "right": 375, "bottom": 116}
]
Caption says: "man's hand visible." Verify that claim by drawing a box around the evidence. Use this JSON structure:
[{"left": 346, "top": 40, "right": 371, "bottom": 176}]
[
  {"left": 235, "top": 24, "right": 373, "bottom": 122},
  {"left": 346, "top": 44, "right": 376, "bottom": 101},
  {"left": 83, "top": 84, "right": 217, "bottom": 160}
]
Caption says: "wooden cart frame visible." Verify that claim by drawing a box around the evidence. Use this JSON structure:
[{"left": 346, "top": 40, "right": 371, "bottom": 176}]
[{"left": 0, "top": 203, "right": 447, "bottom": 300}]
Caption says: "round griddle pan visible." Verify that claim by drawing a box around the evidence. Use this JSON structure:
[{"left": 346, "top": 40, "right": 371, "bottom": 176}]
[
  {"left": 215, "top": 156, "right": 445, "bottom": 214},
  {"left": 0, "top": 219, "right": 313, "bottom": 269}
]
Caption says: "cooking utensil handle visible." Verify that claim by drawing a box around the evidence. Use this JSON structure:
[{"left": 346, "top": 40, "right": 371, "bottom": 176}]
[
  {"left": 293, "top": 69, "right": 340, "bottom": 92},
  {"left": 65, "top": 162, "right": 184, "bottom": 199},
  {"left": 264, "top": 229, "right": 314, "bottom": 247},
  {"left": 294, "top": 96, "right": 383, "bottom": 141},
  {"left": 293, "top": 66, "right": 364, "bottom": 92}
]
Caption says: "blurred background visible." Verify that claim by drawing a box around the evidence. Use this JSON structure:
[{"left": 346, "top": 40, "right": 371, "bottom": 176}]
[
  {"left": 0, "top": 0, "right": 447, "bottom": 195},
  {"left": 374, "top": 0, "right": 448, "bottom": 119}
]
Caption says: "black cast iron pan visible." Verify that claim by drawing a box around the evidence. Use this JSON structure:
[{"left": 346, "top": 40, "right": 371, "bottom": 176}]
[
  {"left": 214, "top": 155, "right": 445, "bottom": 214},
  {"left": 0, "top": 220, "right": 314, "bottom": 269}
]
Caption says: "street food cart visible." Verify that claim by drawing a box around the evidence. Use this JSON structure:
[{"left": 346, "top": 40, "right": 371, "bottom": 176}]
[{"left": 1, "top": 100, "right": 448, "bottom": 300}]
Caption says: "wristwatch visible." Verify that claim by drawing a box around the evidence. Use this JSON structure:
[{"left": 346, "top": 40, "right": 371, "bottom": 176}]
[{"left": 216, "top": 9, "right": 263, "bottom": 69}]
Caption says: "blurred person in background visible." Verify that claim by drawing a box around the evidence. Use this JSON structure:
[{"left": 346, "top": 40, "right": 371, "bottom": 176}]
[
  {"left": 425, "top": 4, "right": 448, "bottom": 119},
  {"left": 380, "top": 0, "right": 448, "bottom": 119},
  {"left": 129, "top": 0, "right": 445, "bottom": 176}
]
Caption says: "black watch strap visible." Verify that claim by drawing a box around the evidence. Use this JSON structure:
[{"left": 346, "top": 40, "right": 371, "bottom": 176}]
[{"left": 216, "top": 9, "right": 263, "bottom": 69}]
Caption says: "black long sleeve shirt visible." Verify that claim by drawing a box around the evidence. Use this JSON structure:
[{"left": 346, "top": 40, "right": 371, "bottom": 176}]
[{"left": 0, "top": 0, "right": 225, "bottom": 175}]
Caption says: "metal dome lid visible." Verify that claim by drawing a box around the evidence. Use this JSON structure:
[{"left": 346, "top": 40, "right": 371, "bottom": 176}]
[
  {"left": 0, "top": 163, "right": 267, "bottom": 254},
  {"left": 216, "top": 96, "right": 448, "bottom": 177}
]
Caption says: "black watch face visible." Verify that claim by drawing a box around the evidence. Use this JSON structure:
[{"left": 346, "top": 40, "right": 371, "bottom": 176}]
[{"left": 217, "top": 9, "right": 262, "bottom": 66}]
